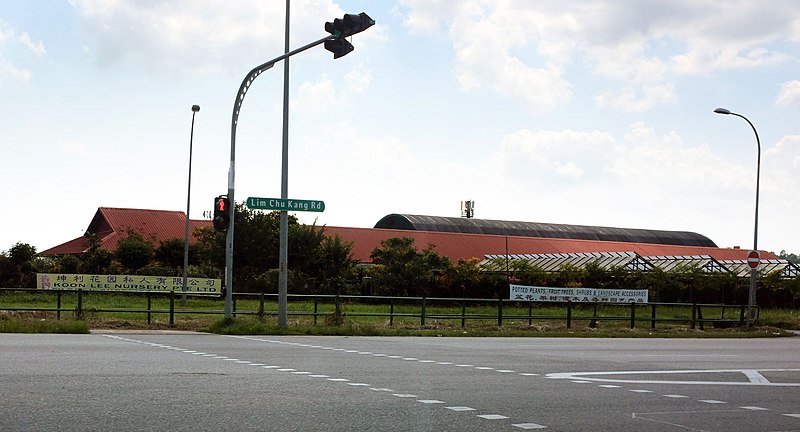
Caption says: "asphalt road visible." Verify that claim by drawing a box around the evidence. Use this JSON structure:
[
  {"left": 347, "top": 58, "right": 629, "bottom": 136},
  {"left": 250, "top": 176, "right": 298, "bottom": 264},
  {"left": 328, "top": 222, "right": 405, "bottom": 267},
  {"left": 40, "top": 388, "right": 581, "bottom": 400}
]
[{"left": 1, "top": 332, "right": 799, "bottom": 431}]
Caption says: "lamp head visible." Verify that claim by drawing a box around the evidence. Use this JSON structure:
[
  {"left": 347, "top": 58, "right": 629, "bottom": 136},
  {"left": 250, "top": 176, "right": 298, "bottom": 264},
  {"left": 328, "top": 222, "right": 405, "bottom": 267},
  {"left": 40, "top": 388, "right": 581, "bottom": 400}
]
[
  {"left": 714, "top": 107, "right": 731, "bottom": 115},
  {"left": 191, "top": 105, "right": 200, "bottom": 112}
]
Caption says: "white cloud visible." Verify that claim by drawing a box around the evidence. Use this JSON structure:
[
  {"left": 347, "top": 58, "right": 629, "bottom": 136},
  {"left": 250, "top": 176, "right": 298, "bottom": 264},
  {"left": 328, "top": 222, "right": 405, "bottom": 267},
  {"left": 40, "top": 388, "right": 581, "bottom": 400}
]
[
  {"left": 345, "top": 63, "right": 371, "bottom": 93},
  {"left": 594, "top": 83, "right": 676, "bottom": 112},
  {"left": 69, "top": 0, "right": 345, "bottom": 73},
  {"left": 776, "top": 80, "right": 800, "bottom": 107},
  {"left": 496, "top": 128, "right": 618, "bottom": 182},
  {"left": 291, "top": 75, "right": 335, "bottom": 112},
  {"left": 397, "top": 1, "right": 800, "bottom": 113},
  {"left": 0, "top": 20, "right": 46, "bottom": 82}
]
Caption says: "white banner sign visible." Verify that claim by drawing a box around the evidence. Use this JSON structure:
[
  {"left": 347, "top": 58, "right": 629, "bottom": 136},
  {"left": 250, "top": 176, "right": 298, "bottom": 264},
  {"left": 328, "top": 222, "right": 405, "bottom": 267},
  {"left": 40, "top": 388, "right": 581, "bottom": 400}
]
[
  {"left": 36, "top": 274, "right": 221, "bottom": 293},
  {"left": 509, "top": 284, "right": 648, "bottom": 303}
]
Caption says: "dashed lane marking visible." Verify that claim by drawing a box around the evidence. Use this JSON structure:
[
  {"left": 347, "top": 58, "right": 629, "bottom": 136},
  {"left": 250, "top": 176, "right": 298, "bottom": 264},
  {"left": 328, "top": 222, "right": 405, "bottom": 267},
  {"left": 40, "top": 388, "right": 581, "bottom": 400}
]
[{"left": 100, "top": 334, "right": 548, "bottom": 429}]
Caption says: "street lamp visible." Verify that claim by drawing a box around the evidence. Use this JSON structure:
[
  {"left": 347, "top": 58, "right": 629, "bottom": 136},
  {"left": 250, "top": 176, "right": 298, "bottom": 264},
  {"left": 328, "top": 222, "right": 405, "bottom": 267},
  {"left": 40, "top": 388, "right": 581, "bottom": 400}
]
[
  {"left": 714, "top": 107, "right": 761, "bottom": 327},
  {"left": 182, "top": 104, "right": 200, "bottom": 304}
]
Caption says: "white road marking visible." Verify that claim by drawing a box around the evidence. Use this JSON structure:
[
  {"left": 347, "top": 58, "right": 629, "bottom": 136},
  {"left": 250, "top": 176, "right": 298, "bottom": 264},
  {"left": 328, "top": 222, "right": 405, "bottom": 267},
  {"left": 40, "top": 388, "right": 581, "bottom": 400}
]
[
  {"left": 446, "top": 406, "right": 476, "bottom": 412},
  {"left": 699, "top": 400, "right": 726, "bottom": 404},
  {"left": 478, "top": 414, "right": 510, "bottom": 420},
  {"left": 513, "top": 423, "right": 548, "bottom": 429},
  {"left": 417, "top": 400, "right": 445, "bottom": 404},
  {"left": 663, "top": 394, "right": 689, "bottom": 398},
  {"left": 740, "top": 406, "right": 769, "bottom": 411},
  {"left": 546, "top": 369, "right": 800, "bottom": 386}
]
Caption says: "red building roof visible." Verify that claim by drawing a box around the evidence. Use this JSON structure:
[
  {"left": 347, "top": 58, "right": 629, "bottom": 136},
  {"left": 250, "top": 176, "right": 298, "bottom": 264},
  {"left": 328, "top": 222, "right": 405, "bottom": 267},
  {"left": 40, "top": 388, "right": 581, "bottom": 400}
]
[
  {"left": 40, "top": 207, "right": 211, "bottom": 256},
  {"left": 321, "top": 226, "right": 776, "bottom": 263},
  {"left": 41, "top": 207, "right": 775, "bottom": 264}
]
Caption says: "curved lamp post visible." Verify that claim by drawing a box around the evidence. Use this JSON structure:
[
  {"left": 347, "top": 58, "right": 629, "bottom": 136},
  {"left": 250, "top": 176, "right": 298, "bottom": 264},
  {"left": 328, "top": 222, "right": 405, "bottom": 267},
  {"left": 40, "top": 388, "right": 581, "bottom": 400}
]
[
  {"left": 714, "top": 107, "right": 761, "bottom": 327},
  {"left": 182, "top": 104, "right": 200, "bottom": 304}
]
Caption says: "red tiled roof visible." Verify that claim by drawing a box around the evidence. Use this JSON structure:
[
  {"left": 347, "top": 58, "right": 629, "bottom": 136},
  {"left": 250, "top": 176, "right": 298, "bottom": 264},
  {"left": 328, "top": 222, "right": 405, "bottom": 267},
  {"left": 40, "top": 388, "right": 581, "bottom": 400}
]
[
  {"left": 41, "top": 207, "right": 775, "bottom": 265},
  {"left": 40, "top": 207, "right": 212, "bottom": 256},
  {"left": 321, "top": 226, "right": 776, "bottom": 263}
]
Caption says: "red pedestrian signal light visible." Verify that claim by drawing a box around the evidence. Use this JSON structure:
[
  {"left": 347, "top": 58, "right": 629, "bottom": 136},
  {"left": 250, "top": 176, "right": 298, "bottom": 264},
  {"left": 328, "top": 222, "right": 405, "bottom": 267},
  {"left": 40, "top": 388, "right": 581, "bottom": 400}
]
[{"left": 213, "top": 196, "right": 230, "bottom": 232}]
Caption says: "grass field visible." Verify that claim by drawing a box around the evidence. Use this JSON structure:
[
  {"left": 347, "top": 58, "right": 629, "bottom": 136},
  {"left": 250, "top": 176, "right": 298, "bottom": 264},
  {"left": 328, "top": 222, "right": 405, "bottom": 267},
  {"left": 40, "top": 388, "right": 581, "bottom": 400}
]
[{"left": 1, "top": 289, "right": 798, "bottom": 336}]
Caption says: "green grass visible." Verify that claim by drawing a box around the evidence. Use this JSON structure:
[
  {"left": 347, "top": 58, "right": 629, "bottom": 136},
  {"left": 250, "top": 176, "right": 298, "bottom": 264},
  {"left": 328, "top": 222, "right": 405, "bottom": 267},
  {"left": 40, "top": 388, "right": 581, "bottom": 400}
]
[
  {"left": 0, "top": 316, "right": 89, "bottom": 333},
  {"left": 1, "top": 289, "right": 798, "bottom": 336}
]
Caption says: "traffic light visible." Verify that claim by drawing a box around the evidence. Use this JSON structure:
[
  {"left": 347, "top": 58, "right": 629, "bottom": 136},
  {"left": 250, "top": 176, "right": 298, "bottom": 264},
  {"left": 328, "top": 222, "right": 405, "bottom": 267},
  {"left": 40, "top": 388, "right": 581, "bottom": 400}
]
[
  {"left": 324, "top": 12, "right": 375, "bottom": 59},
  {"left": 213, "top": 196, "right": 230, "bottom": 232}
]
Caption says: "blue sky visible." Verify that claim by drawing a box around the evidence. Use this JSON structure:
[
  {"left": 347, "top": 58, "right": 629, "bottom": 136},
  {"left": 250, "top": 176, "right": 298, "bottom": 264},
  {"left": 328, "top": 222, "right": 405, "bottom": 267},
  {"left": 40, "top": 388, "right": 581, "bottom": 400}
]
[{"left": 2, "top": 0, "right": 799, "bottom": 255}]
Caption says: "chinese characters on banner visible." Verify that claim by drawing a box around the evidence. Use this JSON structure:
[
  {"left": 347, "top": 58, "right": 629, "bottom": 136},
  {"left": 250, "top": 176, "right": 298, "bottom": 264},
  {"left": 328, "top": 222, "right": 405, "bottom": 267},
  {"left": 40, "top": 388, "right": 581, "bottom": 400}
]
[
  {"left": 36, "top": 274, "right": 220, "bottom": 293},
  {"left": 509, "top": 284, "right": 648, "bottom": 303}
]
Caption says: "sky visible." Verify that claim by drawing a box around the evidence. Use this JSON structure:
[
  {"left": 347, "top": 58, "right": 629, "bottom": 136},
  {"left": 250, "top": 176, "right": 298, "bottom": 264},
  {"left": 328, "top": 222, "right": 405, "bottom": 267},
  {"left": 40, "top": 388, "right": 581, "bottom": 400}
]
[{"left": 1, "top": 0, "right": 799, "bottom": 256}]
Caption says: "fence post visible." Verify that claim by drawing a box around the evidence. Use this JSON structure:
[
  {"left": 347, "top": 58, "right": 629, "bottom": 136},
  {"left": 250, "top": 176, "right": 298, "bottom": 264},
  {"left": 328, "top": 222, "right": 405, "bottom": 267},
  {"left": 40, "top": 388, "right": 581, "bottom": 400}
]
[
  {"left": 259, "top": 292, "right": 265, "bottom": 318},
  {"left": 630, "top": 302, "right": 636, "bottom": 329},
  {"left": 739, "top": 304, "right": 746, "bottom": 325},
  {"left": 421, "top": 296, "right": 426, "bottom": 326},
  {"left": 461, "top": 298, "right": 466, "bottom": 328},
  {"left": 389, "top": 298, "right": 394, "bottom": 326},
  {"left": 566, "top": 300, "right": 572, "bottom": 329},
  {"left": 335, "top": 293, "right": 341, "bottom": 321},
  {"left": 528, "top": 300, "right": 533, "bottom": 326},
  {"left": 697, "top": 305, "right": 704, "bottom": 331},
  {"left": 651, "top": 304, "right": 656, "bottom": 329},
  {"left": 169, "top": 290, "right": 175, "bottom": 326},
  {"left": 76, "top": 289, "right": 83, "bottom": 320},
  {"left": 313, "top": 295, "right": 318, "bottom": 325},
  {"left": 691, "top": 303, "right": 696, "bottom": 329},
  {"left": 147, "top": 292, "right": 152, "bottom": 325},
  {"left": 56, "top": 291, "right": 62, "bottom": 320},
  {"left": 497, "top": 298, "right": 503, "bottom": 327}
]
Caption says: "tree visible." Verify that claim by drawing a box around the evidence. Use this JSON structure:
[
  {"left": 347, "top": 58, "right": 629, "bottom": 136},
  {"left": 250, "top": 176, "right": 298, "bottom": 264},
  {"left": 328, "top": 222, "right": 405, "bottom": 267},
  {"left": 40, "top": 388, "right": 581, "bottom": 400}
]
[
  {"left": 80, "top": 233, "right": 113, "bottom": 274},
  {"left": 193, "top": 203, "right": 356, "bottom": 293},
  {"left": 779, "top": 250, "right": 799, "bottom": 264},
  {"left": 369, "top": 237, "right": 451, "bottom": 296},
  {"left": 154, "top": 238, "right": 201, "bottom": 271},
  {"left": 115, "top": 231, "right": 154, "bottom": 273},
  {"left": 0, "top": 242, "right": 38, "bottom": 287}
]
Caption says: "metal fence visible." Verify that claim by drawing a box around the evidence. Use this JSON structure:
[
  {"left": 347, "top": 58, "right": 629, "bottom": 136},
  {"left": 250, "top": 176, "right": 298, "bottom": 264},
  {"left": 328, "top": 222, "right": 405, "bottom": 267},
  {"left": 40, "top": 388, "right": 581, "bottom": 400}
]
[{"left": 0, "top": 288, "right": 755, "bottom": 330}]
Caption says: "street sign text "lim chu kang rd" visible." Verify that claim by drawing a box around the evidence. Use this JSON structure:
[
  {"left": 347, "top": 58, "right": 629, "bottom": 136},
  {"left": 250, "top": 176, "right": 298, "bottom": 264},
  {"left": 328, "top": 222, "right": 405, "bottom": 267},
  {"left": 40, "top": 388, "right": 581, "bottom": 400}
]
[{"left": 246, "top": 197, "right": 325, "bottom": 213}]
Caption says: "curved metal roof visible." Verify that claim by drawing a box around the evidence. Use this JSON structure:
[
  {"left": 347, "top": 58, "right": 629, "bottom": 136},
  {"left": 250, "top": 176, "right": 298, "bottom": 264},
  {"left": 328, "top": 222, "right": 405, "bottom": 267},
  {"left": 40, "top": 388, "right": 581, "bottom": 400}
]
[{"left": 374, "top": 214, "right": 717, "bottom": 248}]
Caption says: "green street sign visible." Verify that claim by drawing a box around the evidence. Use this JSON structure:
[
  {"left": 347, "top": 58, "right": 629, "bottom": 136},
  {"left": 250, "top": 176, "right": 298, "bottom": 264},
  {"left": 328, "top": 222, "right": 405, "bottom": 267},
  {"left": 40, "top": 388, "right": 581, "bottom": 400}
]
[{"left": 246, "top": 197, "right": 325, "bottom": 212}]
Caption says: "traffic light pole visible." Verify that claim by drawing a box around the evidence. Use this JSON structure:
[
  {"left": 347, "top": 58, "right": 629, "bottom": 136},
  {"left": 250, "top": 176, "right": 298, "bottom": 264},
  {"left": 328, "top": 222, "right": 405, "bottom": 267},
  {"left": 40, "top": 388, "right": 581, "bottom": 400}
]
[
  {"left": 224, "top": 13, "right": 374, "bottom": 321},
  {"left": 224, "top": 35, "right": 335, "bottom": 319}
]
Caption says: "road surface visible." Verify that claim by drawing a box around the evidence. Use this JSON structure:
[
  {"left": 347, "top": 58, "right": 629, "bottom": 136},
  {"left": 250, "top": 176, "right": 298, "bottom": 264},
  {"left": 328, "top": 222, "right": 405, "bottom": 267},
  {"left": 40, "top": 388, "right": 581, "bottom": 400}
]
[{"left": 1, "top": 333, "right": 798, "bottom": 431}]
